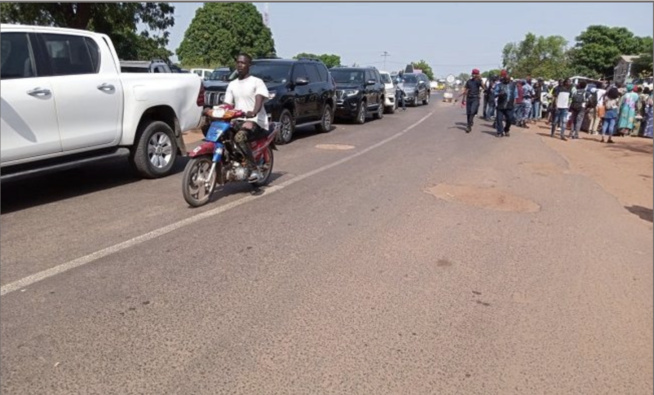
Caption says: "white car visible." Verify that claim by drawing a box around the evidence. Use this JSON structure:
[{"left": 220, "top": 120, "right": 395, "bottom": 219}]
[
  {"left": 1, "top": 24, "right": 204, "bottom": 181},
  {"left": 379, "top": 71, "right": 397, "bottom": 113},
  {"left": 191, "top": 68, "right": 213, "bottom": 80}
]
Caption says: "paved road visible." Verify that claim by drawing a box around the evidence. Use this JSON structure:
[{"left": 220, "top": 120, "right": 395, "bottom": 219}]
[{"left": 2, "top": 94, "right": 652, "bottom": 394}]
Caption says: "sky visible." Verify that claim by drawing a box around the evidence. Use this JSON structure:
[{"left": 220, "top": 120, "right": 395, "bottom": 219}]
[{"left": 162, "top": 2, "right": 653, "bottom": 78}]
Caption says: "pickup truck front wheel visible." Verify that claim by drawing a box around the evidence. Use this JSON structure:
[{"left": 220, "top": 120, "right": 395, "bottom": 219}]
[{"left": 130, "top": 121, "right": 177, "bottom": 178}]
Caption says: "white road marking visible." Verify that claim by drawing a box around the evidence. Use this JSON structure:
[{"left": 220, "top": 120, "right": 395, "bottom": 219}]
[{"left": 1, "top": 112, "right": 434, "bottom": 296}]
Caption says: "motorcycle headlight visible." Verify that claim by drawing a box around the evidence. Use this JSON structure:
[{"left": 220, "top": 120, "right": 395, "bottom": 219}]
[{"left": 344, "top": 89, "right": 359, "bottom": 97}]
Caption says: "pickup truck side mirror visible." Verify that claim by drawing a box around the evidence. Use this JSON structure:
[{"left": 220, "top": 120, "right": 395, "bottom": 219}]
[{"left": 294, "top": 77, "right": 309, "bottom": 86}]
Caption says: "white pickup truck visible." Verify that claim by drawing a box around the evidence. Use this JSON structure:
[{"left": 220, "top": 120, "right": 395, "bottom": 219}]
[{"left": 0, "top": 24, "right": 204, "bottom": 181}]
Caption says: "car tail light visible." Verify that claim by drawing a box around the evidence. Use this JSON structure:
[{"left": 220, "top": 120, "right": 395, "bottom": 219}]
[{"left": 197, "top": 83, "right": 205, "bottom": 107}]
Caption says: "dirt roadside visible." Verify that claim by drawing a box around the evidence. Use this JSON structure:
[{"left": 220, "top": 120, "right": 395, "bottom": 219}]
[{"left": 523, "top": 121, "right": 653, "bottom": 225}]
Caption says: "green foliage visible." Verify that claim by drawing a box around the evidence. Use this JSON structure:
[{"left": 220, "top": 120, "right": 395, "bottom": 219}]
[
  {"left": 632, "top": 53, "right": 653, "bottom": 78},
  {"left": 293, "top": 52, "right": 341, "bottom": 68},
  {"left": 176, "top": 3, "right": 275, "bottom": 68},
  {"left": 457, "top": 73, "right": 470, "bottom": 82},
  {"left": 481, "top": 69, "right": 503, "bottom": 78},
  {"left": 571, "top": 25, "right": 652, "bottom": 79},
  {"left": 0, "top": 3, "right": 174, "bottom": 61},
  {"left": 411, "top": 60, "right": 434, "bottom": 80},
  {"left": 502, "top": 33, "right": 571, "bottom": 79}
]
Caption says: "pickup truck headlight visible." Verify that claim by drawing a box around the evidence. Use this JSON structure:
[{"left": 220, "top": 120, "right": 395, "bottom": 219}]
[{"left": 344, "top": 89, "right": 359, "bottom": 97}]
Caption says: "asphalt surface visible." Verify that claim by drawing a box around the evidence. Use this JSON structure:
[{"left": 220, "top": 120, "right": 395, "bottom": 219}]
[{"left": 2, "top": 93, "right": 652, "bottom": 394}]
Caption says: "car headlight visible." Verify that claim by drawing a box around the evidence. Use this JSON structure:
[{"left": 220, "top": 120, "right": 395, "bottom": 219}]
[
  {"left": 268, "top": 92, "right": 276, "bottom": 100},
  {"left": 344, "top": 89, "right": 359, "bottom": 97}
]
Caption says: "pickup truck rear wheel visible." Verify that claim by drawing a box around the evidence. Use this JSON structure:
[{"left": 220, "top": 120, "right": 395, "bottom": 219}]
[{"left": 130, "top": 121, "right": 177, "bottom": 178}]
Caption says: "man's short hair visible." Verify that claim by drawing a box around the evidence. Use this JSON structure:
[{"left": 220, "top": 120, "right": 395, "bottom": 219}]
[{"left": 236, "top": 53, "right": 252, "bottom": 63}]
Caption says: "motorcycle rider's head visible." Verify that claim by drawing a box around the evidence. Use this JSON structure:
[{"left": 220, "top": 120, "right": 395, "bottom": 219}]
[{"left": 235, "top": 53, "right": 252, "bottom": 79}]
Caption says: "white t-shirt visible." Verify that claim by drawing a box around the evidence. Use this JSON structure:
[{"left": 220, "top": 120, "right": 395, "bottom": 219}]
[
  {"left": 556, "top": 90, "right": 571, "bottom": 109},
  {"left": 224, "top": 75, "right": 269, "bottom": 129},
  {"left": 596, "top": 89, "right": 606, "bottom": 105}
]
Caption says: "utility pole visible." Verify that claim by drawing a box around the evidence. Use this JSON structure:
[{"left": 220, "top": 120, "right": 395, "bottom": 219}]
[{"left": 381, "top": 51, "right": 390, "bottom": 70}]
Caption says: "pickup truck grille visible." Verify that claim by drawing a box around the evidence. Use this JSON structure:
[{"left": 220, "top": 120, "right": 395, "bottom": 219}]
[{"left": 205, "top": 92, "right": 225, "bottom": 106}]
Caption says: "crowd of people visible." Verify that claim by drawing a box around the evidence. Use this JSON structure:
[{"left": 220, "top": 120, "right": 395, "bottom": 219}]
[{"left": 460, "top": 69, "right": 654, "bottom": 141}]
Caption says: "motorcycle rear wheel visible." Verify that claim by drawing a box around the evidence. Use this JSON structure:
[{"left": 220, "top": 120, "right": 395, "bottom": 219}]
[
  {"left": 182, "top": 156, "right": 218, "bottom": 207},
  {"left": 252, "top": 146, "right": 274, "bottom": 188}
]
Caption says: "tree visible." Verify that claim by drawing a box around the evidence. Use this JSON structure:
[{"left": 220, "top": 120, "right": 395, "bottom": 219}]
[
  {"left": 482, "top": 69, "right": 503, "bottom": 78},
  {"left": 293, "top": 52, "right": 341, "bottom": 68},
  {"left": 632, "top": 53, "right": 653, "bottom": 79},
  {"left": 502, "top": 33, "right": 571, "bottom": 79},
  {"left": 457, "top": 73, "right": 470, "bottom": 82},
  {"left": 570, "top": 25, "right": 652, "bottom": 79},
  {"left": 0, "top": 3, "right": 175, "bottom": 61},
  {"left": 176, "top": 3, "right": 275, "bottom": 68},
  {"left": 411, "top": 60, "right": 434, "bottom": 80}
]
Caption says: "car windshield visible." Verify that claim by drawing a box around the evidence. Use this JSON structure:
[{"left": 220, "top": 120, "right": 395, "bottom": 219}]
[
  {"left": 331, "top": 69, "right": 364, "bottom": 84},
  {"left": 249, "top": 63, "right": 291, "bottom": 83},
  {"left": 380, "top": 74, "right": 392, "bottom": 84},
  {"left": 208, "top": 70, "right": 231, "bottom": 81},
  {"left": 402, "top": 75, "right": 418, "bottom": 83}
]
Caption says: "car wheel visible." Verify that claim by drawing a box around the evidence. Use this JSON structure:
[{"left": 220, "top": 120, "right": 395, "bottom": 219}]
[
  {"left": 315, "top": 104, "right": 333, "bottom": 133},
  {"left": 130, "top": 120, "right": 177, "bottom": 178},
  {"left": 355, "top": 101, "right": 366, "bottom": 124},
  {"left": 413, "top": 95, "right": 419, "bottom": 107},
  {"left": 373, "top": 98, "right": 384, "bottom": 120},
  {"left": 423, "top": 91, "right": 430, "bottom": 105},
  {"left": 276, "top": 109, "right": 294, "bottom": 145}
]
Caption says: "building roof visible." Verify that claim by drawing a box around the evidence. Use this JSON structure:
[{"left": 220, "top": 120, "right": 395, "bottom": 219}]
[{"left": 620, "top": 55, "right": 640, "bottom": 63}]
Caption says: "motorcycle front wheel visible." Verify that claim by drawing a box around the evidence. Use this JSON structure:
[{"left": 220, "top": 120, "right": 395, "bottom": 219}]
[{"left": 182, "top": 156, "right": 218, "bottom": 207}]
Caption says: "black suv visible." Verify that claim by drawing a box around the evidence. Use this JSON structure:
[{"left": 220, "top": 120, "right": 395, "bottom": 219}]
[
  {"left": 203, "top": 58, "right": 336, "bottom": 144},
  {"left": 330, "top": 66, "right": 385, "bottom": 124}
]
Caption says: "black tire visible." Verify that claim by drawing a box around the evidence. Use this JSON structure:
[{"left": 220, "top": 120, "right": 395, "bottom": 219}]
[
  {"left": 413, "top": 95, "right": 419, "bottom": 107},
  {"left": 130, "top": 120, "right": 178, "bottom": 179},
  {"left": 373, "top": 98, "right": 384, "bottom": 120},
  {"left": 355, "top": 101, "right": 366, "bottom": 124},
  {"left": 252, "top": 146, "right": 274, "bottom": 188},
  {"left": 276, "top": 109, "right": 294, "bottom": 145},
  {"left": 423, "top": 91, "right": 430, "bottom": 105},
  {"left": 315, "top": 104, "right": 333, "bottom": 133},
  {"left": 182, "top": 156, "right": 218, "bottom": 207}
]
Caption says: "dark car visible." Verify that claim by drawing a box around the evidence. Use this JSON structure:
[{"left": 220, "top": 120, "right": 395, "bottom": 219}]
[
  {"left": 330, "top": 67, "right": 385, "bottom": 124},
  {"left": 400, "top": 73, "right": 431, "bottom": 106},
  {"left": 203, "top": 58, "right": 336, "bottom": 144}
]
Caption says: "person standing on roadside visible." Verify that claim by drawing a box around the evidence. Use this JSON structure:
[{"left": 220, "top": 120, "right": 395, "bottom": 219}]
[
  {"left": 459, "top": 68, "right": 483, "bottom": 133},
  {"left": 550, "top": 78, "right": 572, "bottom": 140},
  {"left": 492, "top": 69, "right": 518, "bottom": 137}
]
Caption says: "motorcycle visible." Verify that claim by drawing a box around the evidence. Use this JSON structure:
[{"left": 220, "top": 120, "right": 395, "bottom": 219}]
[{"left": 182, "top": 104, "right": 279, "bottom": 207}]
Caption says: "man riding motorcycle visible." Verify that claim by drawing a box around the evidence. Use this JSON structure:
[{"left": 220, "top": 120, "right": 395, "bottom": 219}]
[{"left": 211, "top": 52, "right": 270, "bottom": 182}]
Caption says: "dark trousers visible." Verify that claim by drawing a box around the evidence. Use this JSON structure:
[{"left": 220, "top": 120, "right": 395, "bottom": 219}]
[
  {"left": 466, "top": 97, "right": 480, "bottom": 127},
  {"left": 496, "top": 108, "right": 514, "bottom": 134}
]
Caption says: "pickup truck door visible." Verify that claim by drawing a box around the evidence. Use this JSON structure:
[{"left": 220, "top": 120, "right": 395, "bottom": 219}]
[
  {"left": 39, "top": 32, "right": 123, "bottom": 152},
  {"left": 0, "top": 32, "right": 62, "bottom": 164}
]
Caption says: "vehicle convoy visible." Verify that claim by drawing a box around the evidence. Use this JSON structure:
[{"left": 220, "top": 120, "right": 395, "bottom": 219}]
[
  {"left": 203, "top": 58, "right": 336, "bottom": 145},
  {"left": 0, "top": 24, "right": 204, "bottom": 181},
  {"left": 182, "top": 104, "right": 280, "bottom": 207}
]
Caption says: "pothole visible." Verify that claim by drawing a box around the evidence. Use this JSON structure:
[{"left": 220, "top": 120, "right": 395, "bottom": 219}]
[
  {"left": 425, "top": 184, "right": 540, "bottom": 213},
  {"left": 315, "top": 144, "right": 355, "bottom": 150},
  {"left": 518, "top": 161, "right": 565, "bottom": 176}
]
